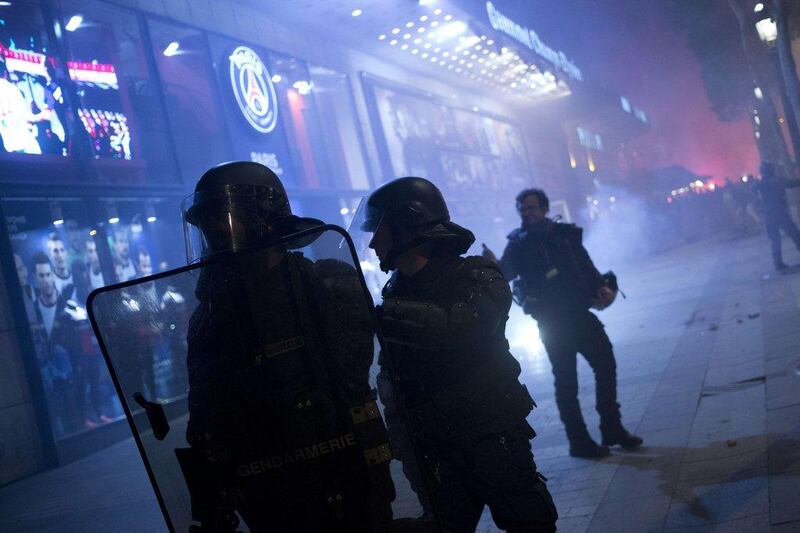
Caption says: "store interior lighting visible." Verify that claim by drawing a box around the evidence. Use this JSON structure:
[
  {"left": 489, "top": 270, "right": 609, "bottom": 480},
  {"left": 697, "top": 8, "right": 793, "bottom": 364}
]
[
  {"left": 106, "top": 202, "right": 120, "bottom": 224},
  {"left": 65, "top": 15, "right": 83, "bottom": 32},
  {"left": 145, "top": 202, "right": 157, "bottom": 223},
  {"left": 292, "top": 80, "right": 312, "bottom": 95},
  {"left": 50, "top": 201, "right": 64, "bottom": 226},
  {"left": 351, "top": 8, "right": 362, "bottom": 17},
  {"left": 163, "top": 41, "right": 180, "bottom": 57},
  {"left": 0, "top": 2, "right": 14, "bottom": 6}
]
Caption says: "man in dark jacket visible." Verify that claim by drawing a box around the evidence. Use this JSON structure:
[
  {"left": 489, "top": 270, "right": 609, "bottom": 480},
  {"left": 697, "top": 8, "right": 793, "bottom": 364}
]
[
  {"left": 755, "top": 161, "right": 800, "bottom": 270},
  {"left": 362, "top": 177, "right": 557, "bottom": 533},
  {"left": 483, "top": 188, "right": 641, "bottom": 458}
]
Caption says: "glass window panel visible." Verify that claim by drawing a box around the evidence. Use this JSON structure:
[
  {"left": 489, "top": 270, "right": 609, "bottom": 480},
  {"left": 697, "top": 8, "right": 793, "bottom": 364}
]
[
  {"left": 147, "top": 19, "right": 230, "bottom": 184},
  {"left": 307, "top": 65, "right": 370, "bottom": 190},
  {"left": 3, "top": 198, "right": 124, "bottom": 439},
  {"left": 0, "top": 2, "right": 72, "bottom": 162},
  {"left": 58, "top": 0, "right": 180, "bottom": 185}
]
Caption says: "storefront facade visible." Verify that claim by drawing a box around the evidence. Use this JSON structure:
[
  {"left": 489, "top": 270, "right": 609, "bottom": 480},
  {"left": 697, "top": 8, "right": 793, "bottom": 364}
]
[{"left": 0, "top": 0, "right": 645, "bottom": 483}]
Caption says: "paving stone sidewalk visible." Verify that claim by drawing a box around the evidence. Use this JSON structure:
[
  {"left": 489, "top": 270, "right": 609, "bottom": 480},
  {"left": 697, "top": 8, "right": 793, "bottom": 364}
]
[
  {"left": 1, "top": 234, "right": 799, "bottom": 533},
  {"left": 476, "top": 233, "right": 800, "bottom": 532}
]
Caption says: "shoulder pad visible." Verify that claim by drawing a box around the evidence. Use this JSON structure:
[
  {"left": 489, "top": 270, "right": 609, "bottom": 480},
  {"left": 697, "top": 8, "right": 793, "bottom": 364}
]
[{"left": 460, "top": 255, "right": 505, "bottom": 282}]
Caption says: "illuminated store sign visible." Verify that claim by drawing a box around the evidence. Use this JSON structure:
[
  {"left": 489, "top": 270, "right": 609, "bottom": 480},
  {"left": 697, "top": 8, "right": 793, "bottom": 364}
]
[
  {"left": 485, "top": 1, "right": 582, "bottom": 82},
  {"left": 228, "top": 46, "right": 278, "bottom": 133}
]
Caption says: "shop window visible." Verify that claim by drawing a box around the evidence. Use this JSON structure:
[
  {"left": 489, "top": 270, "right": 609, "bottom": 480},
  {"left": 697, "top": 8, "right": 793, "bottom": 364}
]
[
  {"left": 147, "top": 19, "right": 231, "bottom": 184},
  {"left": 3, "top": 198, "right": 122, "bottom": 439},
  {"left": 363, "top": 76, "right": 531, "bottom": 191},
  {"left": 205, "top": 35, "right": 296, "bottom": 187},
  {"left": 0, "top": 1, "right": 78, "bottom": 169},
  {"left": 58, "top": 0, "right": 180, "bottom": 185},
  {"left": 98, "top": 197, "right": 189, "bottom": 403},
  {"left": 307, "top": 65, "right": 370, "bottom": 190}
]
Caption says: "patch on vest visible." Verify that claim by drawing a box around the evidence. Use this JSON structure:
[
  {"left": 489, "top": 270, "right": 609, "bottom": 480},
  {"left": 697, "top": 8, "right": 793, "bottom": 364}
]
[{"left": 253, "top": 335, "right": 305, "bottom": 364}]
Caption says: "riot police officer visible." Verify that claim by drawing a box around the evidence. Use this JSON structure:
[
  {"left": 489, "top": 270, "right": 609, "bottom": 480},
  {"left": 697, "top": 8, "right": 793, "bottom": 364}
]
[
  {"left": 180, "top": 161, "right": 394, "bottom": 532},
  {"left": 483, "top": 188, "right": 642, "bottom": 458},
  {"left": 361, "top": 177, "right": 557, "bottom": 533}
]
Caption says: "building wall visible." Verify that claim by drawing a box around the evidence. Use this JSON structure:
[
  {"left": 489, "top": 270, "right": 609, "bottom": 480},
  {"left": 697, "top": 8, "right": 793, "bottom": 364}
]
[
  {"left": 0, "top": 271, "right": 45, "bottom": 485},
  {"left": 103, "top": 0, "right": 522, "bottom": 188}
]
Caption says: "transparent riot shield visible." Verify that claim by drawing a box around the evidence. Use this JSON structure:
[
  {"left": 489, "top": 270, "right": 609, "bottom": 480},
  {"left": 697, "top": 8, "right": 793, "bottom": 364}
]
[{"left": 88, "top": 225, "right": 440, "bottom": 533}]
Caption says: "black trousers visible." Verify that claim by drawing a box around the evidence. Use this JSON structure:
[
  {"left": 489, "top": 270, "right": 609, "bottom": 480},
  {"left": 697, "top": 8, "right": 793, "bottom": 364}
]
[
  {"left": 765, "top": 210, "right": 800, "bottom": 267},
  {"left": 430, "top": 426, "right": 558, "bottom": 533},
  {"left": 539, "top": 311, "right": 621, "bottom": 441}
]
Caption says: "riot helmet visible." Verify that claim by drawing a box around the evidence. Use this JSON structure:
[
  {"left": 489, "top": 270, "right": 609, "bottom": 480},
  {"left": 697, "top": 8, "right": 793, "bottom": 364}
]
[
  {"left": 182, "top": 161, "right": 323, "bottom": 263},
  {"left": 358, "top": 177, "right": 474, "bottom": 272}
]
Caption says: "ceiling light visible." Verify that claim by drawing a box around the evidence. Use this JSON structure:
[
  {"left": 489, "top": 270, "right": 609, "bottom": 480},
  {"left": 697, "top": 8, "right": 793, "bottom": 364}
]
[
  {"left": 351, "top": 8, "right": 362, "bottom": 17},
  {"left": 422, "top": 52, "right": 429, "bottom": 58},
  {"left": 406, "top": 21, "right": 414, "bottom": 28},
  {"left": 378, "top": 34, "right": 387, "bottom": 40},
  {"left": 404, "top": 33, "right": 411, "bottom": 39},
  {"left": 443, "top": 14, "right": 452, "bottom": 20},
  {"left": 65, "top": 14, "right": 83, "bottom": 32},
  {"left": 401, "top": 44, "right": 409, "bottom": 50},
  {"left": 435, "top": 8, "right": 443, "bottom": 15},
  {"left": 392, "top": 27, "right": 400, "bottom": 34},
  {"left": 271, "top": 74, "right": 282, "bottom": 83},
  {"left": 162, "top": 41, "right": 181, "bottom": 57},
  {"left": 420, "top": 15, "right": 429, "bottom": 21},
  {"left": 390, "top": 39, "right": 398, "bottom": 45},
  {"left": 430, "top": 21, "right": 439, "bottom": 27},
  {"left": 417, "top": 27, "right": 425, "bottom": 33}
]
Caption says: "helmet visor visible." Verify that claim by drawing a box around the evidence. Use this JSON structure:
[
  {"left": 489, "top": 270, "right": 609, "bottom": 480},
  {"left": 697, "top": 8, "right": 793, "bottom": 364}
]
[{"left": 181, "top": 183, "right": 289, "bottom": 264}]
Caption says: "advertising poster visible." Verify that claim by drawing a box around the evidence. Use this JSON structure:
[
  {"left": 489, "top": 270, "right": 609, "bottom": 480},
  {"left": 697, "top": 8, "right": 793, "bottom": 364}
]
[{"left": 365, "top": 77, "right": 531, "bottom": 192}]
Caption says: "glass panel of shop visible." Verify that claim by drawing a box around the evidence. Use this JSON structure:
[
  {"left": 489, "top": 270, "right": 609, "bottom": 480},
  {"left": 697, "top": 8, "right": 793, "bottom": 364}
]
[
  {"left": 3, "top": 198, "right": 121, "bottom": 438},
  {"left": 2, "top": 196, "right": 186, "bottom": 441},
  {"left": 57, "top": 0, "right": 181, "bottom": 185},
  {"left": 147, "top": 18, "right": 232, "bottom": 184},
  {"left": 0, "top": 1, "right": 84, "bottom": 182}
]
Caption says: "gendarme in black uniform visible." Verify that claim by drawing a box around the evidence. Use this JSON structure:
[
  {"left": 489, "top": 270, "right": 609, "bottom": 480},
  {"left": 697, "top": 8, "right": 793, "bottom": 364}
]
[
  {"left": 494, "top": 188, "right": 641, "bottom": 458},
  {"left": 362, "top": 177, "right": 557, "bottom": 533},
  {"left": 180, "top": 162, "right": 394, "bottom": 532}
]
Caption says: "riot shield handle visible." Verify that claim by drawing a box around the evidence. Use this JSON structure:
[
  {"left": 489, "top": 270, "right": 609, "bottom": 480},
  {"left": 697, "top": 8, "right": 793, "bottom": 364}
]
[{"left": 133, "top": 392, "right": 170, "bottom": 441}]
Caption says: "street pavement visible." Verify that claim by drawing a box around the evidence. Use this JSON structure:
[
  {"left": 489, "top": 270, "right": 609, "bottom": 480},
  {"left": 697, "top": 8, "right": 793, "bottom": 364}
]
[{"left": 1, "top": 233, "right": 799, "bottom": 533}]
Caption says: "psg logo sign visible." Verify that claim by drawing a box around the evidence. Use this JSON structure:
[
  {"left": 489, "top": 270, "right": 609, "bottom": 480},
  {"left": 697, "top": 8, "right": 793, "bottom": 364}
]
[{"left": 228, "top": 46, "right": 278, "bottom": 134}]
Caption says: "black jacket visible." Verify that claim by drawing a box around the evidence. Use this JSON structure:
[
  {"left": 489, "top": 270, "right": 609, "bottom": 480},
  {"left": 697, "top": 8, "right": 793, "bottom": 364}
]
[
  {"left": 379, "top": 254, "right": 533, "bottom": 445},
  {"left": 500, "top": 219, "right": 605, "bottom": 323},
  {"left": 185, "top": 251, "right": 375, "bottom": 462}
]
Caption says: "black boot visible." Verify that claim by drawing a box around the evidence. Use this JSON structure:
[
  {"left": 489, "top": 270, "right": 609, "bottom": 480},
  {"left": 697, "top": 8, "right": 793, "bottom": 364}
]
[
  {"left": 566, "top": 423, "right": 610, "bottom": 458},
  {"left": 569, "top": 435, "right": 610, "bottom": 458},
  {"left": 601, "top": 423, "right": 643, "bottom": 449}
]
